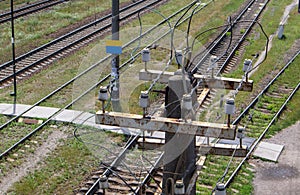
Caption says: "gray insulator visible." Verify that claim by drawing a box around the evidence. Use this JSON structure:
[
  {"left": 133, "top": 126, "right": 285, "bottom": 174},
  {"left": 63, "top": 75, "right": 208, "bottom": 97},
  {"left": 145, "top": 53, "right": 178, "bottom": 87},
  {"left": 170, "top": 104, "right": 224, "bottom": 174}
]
[
  {"left": 98, "top": 87, "right": 108, "bottom": 101},
  {"left": 225, "top": 98, "right": 235, "bottom": 115},
  {"left": 210, "top": 55, "right": 218, "bottom": 69},
  {"left": 142, "top": 48, "right": 150, "bottom": 62},
  {"left": 175, "top": 50, "right": 183, "bottom": 66},
  {"left": 174, "top": 180, "right": 185, "bottom": 194},
  {"left": 237, "top": 127, "right": 245, "bottom": 139},
  {"left": 181, "top": 94, "right": 193, "bottom": 110},
  {"left": 243, "top": 59, "right": 252, "bottom": 72},
  {"left": 139, "top": 91, "right": 149, "bottom": 108},
  {"left": 215, "top": 183, "right": 226, "bottom": 195},
  {"left": 99, "top": 175, "right": 109, "bottom": 189}
]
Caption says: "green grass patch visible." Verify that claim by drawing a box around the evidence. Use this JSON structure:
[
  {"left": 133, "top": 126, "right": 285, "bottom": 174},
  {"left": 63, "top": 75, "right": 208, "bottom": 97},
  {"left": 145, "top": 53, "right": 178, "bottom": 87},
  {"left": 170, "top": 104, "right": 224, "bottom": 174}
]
[
  {"left": 0, "top": 0, "right": 130, "bottom": 64},
  {"left": 8, "top": 138, "right": 98, "bottom": 195}
]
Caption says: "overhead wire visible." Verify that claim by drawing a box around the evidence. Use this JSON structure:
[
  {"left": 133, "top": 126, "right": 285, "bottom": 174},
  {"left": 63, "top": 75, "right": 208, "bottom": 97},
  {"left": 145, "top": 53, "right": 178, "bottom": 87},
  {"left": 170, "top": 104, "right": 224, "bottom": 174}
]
[
  {"left": 146, "top": 1, "right": 201, "bottom": 94},
  {"left": 100, "top": 161, "right": 138, "bottom": 194}
]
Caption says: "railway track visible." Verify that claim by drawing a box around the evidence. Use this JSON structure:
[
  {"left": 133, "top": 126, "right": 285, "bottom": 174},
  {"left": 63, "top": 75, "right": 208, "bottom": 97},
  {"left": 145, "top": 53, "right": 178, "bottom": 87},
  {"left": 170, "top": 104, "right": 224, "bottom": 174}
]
[
  {"left": 197, "top": 51, "right": 300, "bottom": 194},
  {"left": 0, "top": 0, "right": 166, "bottom": 88},
  {"left": 1, "top": 0, "right": 284, "bottom": 193},
  {"left": 76, "top": 1, "right": 275, "bottom": 194},
  {"left": 188, "top": 0, "right": 269, "bottom": 113},
  {"left": 189, "top": 0, "right": 269, "bottom": 75},
  {"left": 0, "top": 0, "right": 209, "bottom": 159},
  {"left": 75, "top": 133, "right": 163, "bottom": 194},
  {"left": 0, "top": 0, "right": 68, "bottom": 24}
]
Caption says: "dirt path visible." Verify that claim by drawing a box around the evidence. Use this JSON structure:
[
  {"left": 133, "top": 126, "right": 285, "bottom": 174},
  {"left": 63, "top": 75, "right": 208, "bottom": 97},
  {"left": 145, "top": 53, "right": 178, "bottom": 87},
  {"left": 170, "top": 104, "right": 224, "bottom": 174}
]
[
  {"left": 251, "top": 121, "right": 300, "bottom": 194},
  {"left": 0, "top": 130, "right": 68, "bottom": 194}
]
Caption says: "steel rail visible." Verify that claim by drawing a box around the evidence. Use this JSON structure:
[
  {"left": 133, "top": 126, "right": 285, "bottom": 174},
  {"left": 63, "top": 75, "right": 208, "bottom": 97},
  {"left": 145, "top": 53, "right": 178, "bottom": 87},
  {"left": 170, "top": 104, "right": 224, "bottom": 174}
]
[
  {"left": 134, "top": 152, "right": 164, "bottom": 194},
  {"left": 225, "top": 81, "right": 300, "bottom": 188},
  {"left": 0, "top": 0, "right": 197, "bottom": 131},
  {"left": 0, "top": 0, "right": 149, "bottom": 71},
  {"left": 232, "top": 50, "right": 300, "bottom": 125},
  {"left": 0, "top": 0, "right": 66, "bottom": 24},
  {"left": 0, "top": 0, "right": 208, "bottom": 158},
  {"left": 85, "top": 134, "right": 140, "bottom": 195},
  {"left": 216, "top": 0, "right": 270, "bottom": 75},
  {"left": 190, "top": 0, "right": 263, "bottom": 74}
]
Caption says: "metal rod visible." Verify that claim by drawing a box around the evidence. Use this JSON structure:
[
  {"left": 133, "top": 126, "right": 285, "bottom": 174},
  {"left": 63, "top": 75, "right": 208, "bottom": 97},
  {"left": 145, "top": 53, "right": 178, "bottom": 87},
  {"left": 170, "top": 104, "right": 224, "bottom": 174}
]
[
  {"left": 227, "top": 114, "right": 231, "bottom": 127},
  {"left": 102, "top": 100, "right": 105, "bottom": 113},
  {"left": 239, "top": 138, "right": 242, "bottom": 148},
  {"left": 10, "top": 0, "right": 17, "bottom": 114}
]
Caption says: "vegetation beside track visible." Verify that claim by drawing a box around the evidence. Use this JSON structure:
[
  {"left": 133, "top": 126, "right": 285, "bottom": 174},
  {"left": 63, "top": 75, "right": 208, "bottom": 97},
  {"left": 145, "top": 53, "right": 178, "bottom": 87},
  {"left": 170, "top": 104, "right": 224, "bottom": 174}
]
[
  {"left": 197, "top": 1, "right": 300, "bottom": 194},
  {"left": 8, "top": 136, "right": 98, "bottom": 194},
  {"left": 228, "top": 1, "right": 300, "bottom": 110},
  {"left": 0, "top": 0, "right": 299, "bottom": 194},
  {"left": 0, "top": 0, "right": 130, "bottom": 64},
  {"left": 0, "top": 0, "right": 37, "bottom": 11},
  {"left": 0, "top": 0, "right": 245, "bottom": 108}
]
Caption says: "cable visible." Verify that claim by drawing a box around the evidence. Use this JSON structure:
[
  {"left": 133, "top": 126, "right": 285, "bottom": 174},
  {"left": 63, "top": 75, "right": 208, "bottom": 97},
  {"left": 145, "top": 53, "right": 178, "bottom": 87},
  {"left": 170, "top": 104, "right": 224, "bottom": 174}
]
[
  {"left": 210, "top": 145, "right": 238, "bottom": 195},
  {"left": 186, "top": 1, "right": 203, "bottom": 49},
  {"left": 139, "top": 154, "right": 163, "bottom": 191},
  {"left": 100, "top": 162, "right": 138, "bottom": 195},
  {"left": 129, "top": 11, "right": 143, "bottom": 64},
  {"left": 73, "top": 114, "right": 118, "bottom": 157}
]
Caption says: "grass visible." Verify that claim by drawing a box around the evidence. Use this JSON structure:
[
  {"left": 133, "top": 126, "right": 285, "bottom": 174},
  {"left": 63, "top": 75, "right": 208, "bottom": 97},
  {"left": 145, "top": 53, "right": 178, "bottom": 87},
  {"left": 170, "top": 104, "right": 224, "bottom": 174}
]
[
  {"left": 0, "top": 0, "right": 37, "bottom": 11},
  {"left": 0, "top": 0, "right": 130, "bottom": 64},
  {"left": 197, "top": 1, "right": 300, "bottom": 194},
  {"left": 197, "top": 155, "right": 254, "bottom": 194},
  {"left": 0, "top": 0, "right": 245, "bottom": 109},
  {"left": 228, "top": 0, "right": 300, "bottom": 107},
  {"left": 8, "top": 138, "right": 98, "bottom": 195},
  {"left": 5, "top": 123, "right": 128, "bottom": 194}
]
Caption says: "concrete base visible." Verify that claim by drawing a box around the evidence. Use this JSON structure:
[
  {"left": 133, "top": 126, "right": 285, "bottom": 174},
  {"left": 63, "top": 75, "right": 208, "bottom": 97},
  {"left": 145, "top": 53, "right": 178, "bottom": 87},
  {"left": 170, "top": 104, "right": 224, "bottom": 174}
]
[{"left": 253, "top": 142, "right": 284, "bottom": 162}]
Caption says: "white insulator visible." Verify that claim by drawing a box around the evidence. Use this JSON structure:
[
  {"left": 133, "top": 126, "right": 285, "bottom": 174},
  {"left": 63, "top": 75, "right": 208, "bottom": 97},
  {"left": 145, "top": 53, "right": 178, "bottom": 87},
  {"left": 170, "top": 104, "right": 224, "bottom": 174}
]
[
  {"left": 210, "top": 55, "right": 218, "bottom": 69},
  {"left": 174, "top": 180, "right": 185, "bottom": 194},
  {"left": 215, "top": 183, "right": 226, "bottom": 195},
  {"left": 243, "top": 59, "right": 252, "bottom": 72},
  {"left": 99, "top": 175, "right": 109, "bottom": 189},
  {"left": 175, "top": 50, "right": 183, "bottom": 66},
  {"left": 225, "top": 98, "right": 235, "bottom": 115},
  {"left": 139, "top": 91, "right": 149, "bottom": 108},
  {"left": 142, "top": 48, "right": 150, "bottom": 62},
  {"left": 98, "top": 86, "right": 108, "bottom": 101},
  {"left": 181, "top": 94, "right": 193, "bottom": 110},
  {"left": 237, "top": 127, "right": 245, "bottom": 139}
]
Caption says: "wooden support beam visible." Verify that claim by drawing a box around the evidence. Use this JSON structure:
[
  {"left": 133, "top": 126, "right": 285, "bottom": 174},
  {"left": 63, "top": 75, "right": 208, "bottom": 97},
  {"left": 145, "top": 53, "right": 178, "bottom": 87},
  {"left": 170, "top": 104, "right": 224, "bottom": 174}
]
[
  {"left": 196, "top": 88, "right": 210, "bottom": 108},
  {"left": 137, "top": 138, "right": 247, "bottom": 157},
  {"left": 198, "top": 143, "right": 248, "bottom": 157},
  {"left": 96, "top": 111, "right": 236, "bottom": 139},
  {"left": 193, "top": 74, "right": 253, "bottom": 92},
  {"left": 139, "top": 69, "right": 174, "bottom": 83},
  {"left": 139, "top": 69, "right": 253, "bottom": 91}
]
